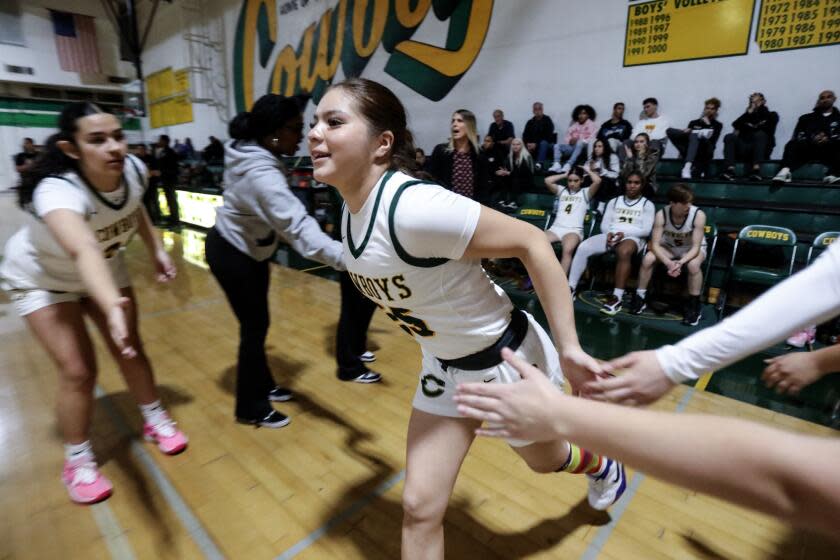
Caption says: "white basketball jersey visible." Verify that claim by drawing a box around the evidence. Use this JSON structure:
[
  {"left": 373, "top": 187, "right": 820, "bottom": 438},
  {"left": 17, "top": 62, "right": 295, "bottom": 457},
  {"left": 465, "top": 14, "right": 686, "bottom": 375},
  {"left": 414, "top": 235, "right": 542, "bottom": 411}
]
[
  {"left": 552, "top": 187, "right": 588, "bottom": 231},
  {"left": 342, "top": 170, "right": 513, "bottom": 360},
  {"left": 0, "top": 155, "right": 147, "bottom": 292},
  {"left": 661, "top": 205, "right": 705, "bottom": 251},
  {"left": 607, "top": 195, "right": 651, "bottom": 234}
]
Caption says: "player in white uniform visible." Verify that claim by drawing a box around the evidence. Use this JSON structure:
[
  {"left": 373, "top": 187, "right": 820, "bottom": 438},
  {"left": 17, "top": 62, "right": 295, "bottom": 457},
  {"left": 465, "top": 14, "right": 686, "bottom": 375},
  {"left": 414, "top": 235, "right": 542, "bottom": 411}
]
[
  {"left": 544, "top": 166, "right": 601, "bottom": 274},
  {"left": 628, "top": 184, "right": 707, "bottom": 325},
  {"left": 0, "top": 103, "right": 187, "bottom": 505},
  {"left": 308, "top": 79, "right": 628, "bottom": 559},
  {"left": 567, "top": 171, "right": 656, "bottom": 315}
]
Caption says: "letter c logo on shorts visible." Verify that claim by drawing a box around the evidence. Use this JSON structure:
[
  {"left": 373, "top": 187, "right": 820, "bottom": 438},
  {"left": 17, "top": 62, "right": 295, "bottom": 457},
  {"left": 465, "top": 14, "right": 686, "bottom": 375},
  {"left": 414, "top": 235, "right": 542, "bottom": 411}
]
[{"left": 421, "top": 374, "right": 446, "bottom": 398}]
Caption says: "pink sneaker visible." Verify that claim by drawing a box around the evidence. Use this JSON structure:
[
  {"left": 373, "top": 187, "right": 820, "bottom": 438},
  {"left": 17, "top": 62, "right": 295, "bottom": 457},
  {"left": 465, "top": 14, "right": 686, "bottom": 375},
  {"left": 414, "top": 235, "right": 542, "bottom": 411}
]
[
  {"left": 62, "top": 455, "right": 113, "bottom": 504},
  {"left": 143, "top": 412, "right": 188, "bottom": 455},
  {"left": 786, "top": 327, "right": 816, "bottom": 348}
]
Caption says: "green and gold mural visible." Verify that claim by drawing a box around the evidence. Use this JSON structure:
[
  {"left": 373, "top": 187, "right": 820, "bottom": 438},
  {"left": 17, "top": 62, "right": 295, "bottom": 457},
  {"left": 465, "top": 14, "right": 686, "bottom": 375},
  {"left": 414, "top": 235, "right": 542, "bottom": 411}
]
[{"left": 232, "top": 0, "right": 494, "bottom": 111}]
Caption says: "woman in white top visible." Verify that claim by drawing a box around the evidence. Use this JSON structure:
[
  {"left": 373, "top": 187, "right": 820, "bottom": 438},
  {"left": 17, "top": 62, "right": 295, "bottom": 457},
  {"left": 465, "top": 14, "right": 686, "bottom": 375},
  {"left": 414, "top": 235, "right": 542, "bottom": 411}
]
[
  {"left": 0, "top": 103, "right": 187, "bottom": 505},
  {"left": 586, "top": 138, "right": 621, "bottom": 206},
  {"left": 544, "top": 166, "right": 602, "bottom": 275},
  {"left": 308, "top": 79, "right": 627, "bottom": 559}
]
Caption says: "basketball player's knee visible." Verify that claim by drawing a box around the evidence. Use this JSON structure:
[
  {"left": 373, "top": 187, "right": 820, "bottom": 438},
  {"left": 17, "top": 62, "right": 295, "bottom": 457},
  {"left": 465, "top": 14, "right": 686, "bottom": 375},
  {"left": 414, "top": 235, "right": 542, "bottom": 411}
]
[
  {"left": 642, "top": 252, "right": 657, "bottom": 268},
  {"left": 59, "top": 359, "right": 97, "bottom": 391},
  {"left": 687, "top": 259, "right": 702, "bottom": 274},
  {"left": 402, "top": 485, "right": 446, "bottom": 526},
  {"left": 616, "top": 245, "right": 634, "bottom": 260}
]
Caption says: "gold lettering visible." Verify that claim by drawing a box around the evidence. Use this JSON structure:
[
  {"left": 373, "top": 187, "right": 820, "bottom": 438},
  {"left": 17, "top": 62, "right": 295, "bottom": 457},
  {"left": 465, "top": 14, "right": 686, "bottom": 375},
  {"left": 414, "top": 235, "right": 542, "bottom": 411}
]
[
  {"left": 394, "top": 0, "right": 431, "bottom": 28},
  {"left": 352, "top": 0, "right": 388, "bottom": 57},
  {"left": 242, "top": 1, "right": 277, "bottom": 109}
]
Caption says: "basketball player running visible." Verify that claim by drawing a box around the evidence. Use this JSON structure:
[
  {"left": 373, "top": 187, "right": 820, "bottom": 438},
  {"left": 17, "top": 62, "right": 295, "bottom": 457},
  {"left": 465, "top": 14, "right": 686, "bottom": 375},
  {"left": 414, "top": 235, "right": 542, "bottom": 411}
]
[
  {"left": 307, "top": 78, "right": 627, "bottom": 560},
  {"left": 0, "top": 103, "right": 187, "bottom": 504},
  {"left": 628, "top": 183, "right": 706, "bottom": 325}
]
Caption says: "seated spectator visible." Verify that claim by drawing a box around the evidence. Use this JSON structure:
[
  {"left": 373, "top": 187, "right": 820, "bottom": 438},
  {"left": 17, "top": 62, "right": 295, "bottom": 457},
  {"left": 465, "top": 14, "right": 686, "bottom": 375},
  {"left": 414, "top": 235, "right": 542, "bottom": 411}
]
[
  {"left": 487, "top": 109, "right": 514, "bottom": 158},
  {"left": 597, "top": 102, "right": 633, "bottom": 154},
  {"left": 13, "top": 137, "right": 38, "bottom": 174},
  {"left": 629, "top": 184, "right": 707, "bottom": 326},
  {"left": 429, "top": 109, "right": 488, "bottom": 202},
  {"left": 544, "top": 166, "right": 602, "bottom": 274},
  {"left": 622, "top": 132, "right": 661, "bottom": 197},
  {"left": 549, "top": 104, "right": 597, "bottom": 173},
  {"left": 567, "top": 171, "right": 655, "bottom": 315},
  {"left": 495, "top": 138, "right": 533, "bottom": 209},
  {"left": 625, "top": 97, "right": 669, "bottom": 156},
  {"left": 666, "top": 98, "right": 722, "bottom": 179},
  {"left": 773, "top": 90, "right": 840, "bottom": 184},
  {"left": 586, "top": 138, "right": 620, "bottom": 205},
  {"left": 415, "top": 147, "right": 431, "bottom": 173},
  {"left": 203, "top": 136, "right": 224, "bottom": 165},
  {"left": 720, "top": 92, "right": 779, "bottom": 182},
  {"left": 479, "top": 135, "right": 502, "bottom": 199},
  {"left": 522, "top": 101, "right": 555, "bottom": 165}
]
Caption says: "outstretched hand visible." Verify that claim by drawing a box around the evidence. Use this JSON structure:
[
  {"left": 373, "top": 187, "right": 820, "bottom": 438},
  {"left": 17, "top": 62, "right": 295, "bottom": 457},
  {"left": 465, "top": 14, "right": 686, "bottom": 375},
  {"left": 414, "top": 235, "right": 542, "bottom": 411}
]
[
  {"left": 585, "top": 350, "right": 676, "bottom": 406},
  {"left": 762, "top": 352, "right": 823, "bottom": 395},
  {"left": 154, "top": 248, "right": 177, "bottom": 283},
  {"left": 561, "top": 346, "right": 607, "bottom": 395},
  {"left": 455, "top": 348, "right": 566, "bottom": 441},
  {"left": 108, "top": 297, "right": 137, "bottom": 359}
]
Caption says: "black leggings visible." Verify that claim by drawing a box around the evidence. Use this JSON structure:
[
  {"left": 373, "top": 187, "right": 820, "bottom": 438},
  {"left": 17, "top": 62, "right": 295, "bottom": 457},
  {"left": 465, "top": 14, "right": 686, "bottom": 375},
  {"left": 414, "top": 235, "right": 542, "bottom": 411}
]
[
  {"left": 335, "top": 272, "right": 377, "bottom": 379},
  {"left": 205, "top": 227, "right": 275, "bottom": 419}
]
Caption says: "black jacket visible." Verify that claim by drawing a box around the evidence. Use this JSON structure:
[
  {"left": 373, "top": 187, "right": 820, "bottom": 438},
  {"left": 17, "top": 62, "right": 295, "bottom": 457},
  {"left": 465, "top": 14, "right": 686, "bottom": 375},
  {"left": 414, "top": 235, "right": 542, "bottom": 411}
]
[
  {"left": 429, "top": 143, "right": 489, "bottom": 202},
  {"left": 597, "top": 119, "right": 633, "bottom": 143},
  {"left": 731, "top": 106, "right": 779, "bottom": 151},
  {"left": 686, "top": 117, "right": 723, "bottom": 147},
  {"left": 792, "top": 107, "right": 840, "bottom": 144},
  {"left": 522, "top": 116, "right": 555, "bottom": 145}
]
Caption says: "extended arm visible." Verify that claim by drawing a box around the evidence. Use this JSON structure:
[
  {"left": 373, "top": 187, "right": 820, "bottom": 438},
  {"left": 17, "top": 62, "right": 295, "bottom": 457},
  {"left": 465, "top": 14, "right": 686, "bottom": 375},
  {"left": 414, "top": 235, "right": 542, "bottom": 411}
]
[{"left": 677, "top": 210, "right": 706, "bottom": 265}]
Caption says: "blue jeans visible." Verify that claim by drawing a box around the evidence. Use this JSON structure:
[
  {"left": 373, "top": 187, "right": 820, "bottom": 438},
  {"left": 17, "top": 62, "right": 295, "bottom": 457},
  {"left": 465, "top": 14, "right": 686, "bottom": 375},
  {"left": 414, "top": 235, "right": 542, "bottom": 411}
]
[{"left": 554, "top": 141, "right": 587, "bottom": 165}]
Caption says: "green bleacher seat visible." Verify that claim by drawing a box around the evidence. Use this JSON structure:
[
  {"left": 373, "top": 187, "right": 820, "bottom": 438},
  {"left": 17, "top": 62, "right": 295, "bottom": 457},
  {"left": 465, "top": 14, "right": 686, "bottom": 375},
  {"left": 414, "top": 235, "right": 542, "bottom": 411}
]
[
  {"left": 518, "top": 192, "right": 555, "bottom": 211},
  {"left": 717, "top": 225, "right": 797, "bottom": 318},
  {"left": 792, "top": 163, "right": 828, "bottom": 181},
  {"left": 807, "top": 231, "right": 840, "bottom": 264},
  {"left": 656, "top": 160, "right": 682, "bottom": 176}
]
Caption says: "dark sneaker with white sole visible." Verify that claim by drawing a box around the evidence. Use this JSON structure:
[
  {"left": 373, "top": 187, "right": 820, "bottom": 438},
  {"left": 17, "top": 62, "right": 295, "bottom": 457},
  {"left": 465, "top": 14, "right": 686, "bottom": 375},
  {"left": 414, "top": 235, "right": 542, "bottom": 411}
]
[
  {"left": 359, "top": 351, "right": 376, "bottom": 363},
  {"left": 268, "top": 387, "right": 293, "bottom": 402},
  {"left": 600, "top": 294, "right": 622, "bottom": 316},
  {"left": 627, "top": 293, "right": 646, "bottom": 315},
  {"left": 236, "top": 410, "right": 290, "bottom": 428}
]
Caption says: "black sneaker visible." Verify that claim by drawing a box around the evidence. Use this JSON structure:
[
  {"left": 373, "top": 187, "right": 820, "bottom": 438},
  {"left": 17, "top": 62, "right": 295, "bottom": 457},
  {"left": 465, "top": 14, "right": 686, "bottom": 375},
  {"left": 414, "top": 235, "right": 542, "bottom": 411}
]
[
  {"left": 268, "top": 387, "right": 293, "bottom": 402},
  {"left": 720, "top": 169, "right": 736, "bottom": 182},
  {"left": 600, "top": 294, "right": 622, "bottom": 316},
  {"left": 628, "top": 293, "right": 647, "bottom": 315},
  {"left": 682, "top": 303, "right": 702, "bottom": 326},
  {"left": 236, "top": 410, "right": 290, "bottom": 428},
  {"left": 339, "top": 370, "right": 382, "bottom": 383},
  {"left": 748, "top": 173, "right": 763, "bottom": 182}
]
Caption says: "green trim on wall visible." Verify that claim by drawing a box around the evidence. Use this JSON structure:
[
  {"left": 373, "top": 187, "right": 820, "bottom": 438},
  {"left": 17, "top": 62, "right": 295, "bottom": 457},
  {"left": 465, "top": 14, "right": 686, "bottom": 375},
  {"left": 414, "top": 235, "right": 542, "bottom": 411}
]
[
  {"left": 0, "top": 97, "right": 66, "bottom": 112},
  {"left": 0, "top": 111, "right": 141, "bottom": 130}
]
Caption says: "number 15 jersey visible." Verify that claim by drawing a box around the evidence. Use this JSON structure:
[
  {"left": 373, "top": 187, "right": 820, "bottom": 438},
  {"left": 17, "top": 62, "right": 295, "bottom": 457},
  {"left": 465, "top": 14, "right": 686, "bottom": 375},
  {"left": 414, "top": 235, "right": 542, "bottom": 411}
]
[{"left": 341, "top": 170, "right": 513, "bottom": 360}]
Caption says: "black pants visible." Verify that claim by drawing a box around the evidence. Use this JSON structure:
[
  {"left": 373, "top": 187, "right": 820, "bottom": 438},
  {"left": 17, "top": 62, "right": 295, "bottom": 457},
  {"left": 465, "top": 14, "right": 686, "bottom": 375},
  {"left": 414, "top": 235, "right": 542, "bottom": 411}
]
[
  {"left": 780, "top": 139, "right": 840, "bottom": 174},
  {"left": 723, "top": 131, "right": 770, "bottom": 170},
  {"left": 335, "top": 272, "right": 377, "bottom": 379},
  {"left": 205, "top": 227, "right": 275, "bottom": 419}
]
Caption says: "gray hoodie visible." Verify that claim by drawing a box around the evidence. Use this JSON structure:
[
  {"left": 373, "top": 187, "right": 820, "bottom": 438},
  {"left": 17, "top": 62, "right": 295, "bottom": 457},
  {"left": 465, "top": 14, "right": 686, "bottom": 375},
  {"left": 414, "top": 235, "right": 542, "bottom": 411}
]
[{"left": 214, "top": 140, "right": 344, "bottom": 269}]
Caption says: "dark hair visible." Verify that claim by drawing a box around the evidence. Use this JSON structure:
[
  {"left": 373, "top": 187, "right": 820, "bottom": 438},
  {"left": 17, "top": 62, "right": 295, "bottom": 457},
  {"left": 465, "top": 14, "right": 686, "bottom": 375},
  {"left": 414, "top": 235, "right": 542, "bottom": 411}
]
[
  {"left": 23, "top": 137, "right": 34, "bottom": 144},
  {"left": 589, "top": 138, "right": 614, "bottom": 172},
  {"left": 571, "top": 104, "right": 596, "bottom": 122},
  {"left": 16, "top": 102, "right": 107, "bottom": 209},
  {"left": 228, "top": 93, "right": 302, "bottom": 141},
  {"left": 415, "top": 147, "right": 425, "bottom": 156},
  {"left": 668, "top": 183, "right": 694, "bottom": 204},
  {"left": 625, "top": 170, "right": 646, "bottom": 185},
  {"left": 634, "top": 132, "right": 651, "bottom": 145},
  {"left": 159, "top": 134, "right": 170, "bottom": 145},
  {"left": 327, "top": 78, "right": 419, "bottom": 175},
  {"left": 568, "top": 166, "right": 587, "bottom": 180},
  {"left": 704, "top": 97, "right": 721, "bottom": 110},
  {"left": 642, "top": 97, "right": 658, "bottom": 106},
  {"left": 613, "top": 102, "right": 624, "bottom": 110}
]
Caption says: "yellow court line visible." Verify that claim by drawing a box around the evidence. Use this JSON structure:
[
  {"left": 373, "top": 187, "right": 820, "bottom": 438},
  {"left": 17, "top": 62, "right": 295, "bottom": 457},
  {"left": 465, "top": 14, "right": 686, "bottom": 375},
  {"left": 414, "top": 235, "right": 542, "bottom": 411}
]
[{"left": 695, "top": 371, "right": 714, "bottom": 392}]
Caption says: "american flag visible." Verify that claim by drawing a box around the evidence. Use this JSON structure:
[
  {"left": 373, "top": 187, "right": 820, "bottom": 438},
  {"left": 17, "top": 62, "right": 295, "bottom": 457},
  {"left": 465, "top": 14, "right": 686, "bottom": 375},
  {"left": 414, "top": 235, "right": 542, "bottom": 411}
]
[{"left": 50, "top": 10, "right": 101, "bottom": 74}]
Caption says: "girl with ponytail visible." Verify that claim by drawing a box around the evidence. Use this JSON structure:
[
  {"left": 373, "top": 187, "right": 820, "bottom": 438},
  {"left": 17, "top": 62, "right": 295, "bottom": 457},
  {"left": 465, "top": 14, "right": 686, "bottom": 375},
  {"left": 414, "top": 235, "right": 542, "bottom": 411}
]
[
  {"left": 308, "top": 78, "right": 627, "bottom": 559},
  {"left": 0, "top": 102, "right": 188, "bottom": 505}
]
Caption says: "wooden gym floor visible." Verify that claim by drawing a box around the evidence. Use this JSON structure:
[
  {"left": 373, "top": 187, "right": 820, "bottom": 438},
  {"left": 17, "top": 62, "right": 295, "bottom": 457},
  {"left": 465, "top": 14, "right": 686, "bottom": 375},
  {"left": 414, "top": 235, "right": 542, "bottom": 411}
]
[{"left": 0, "top": 230, "right": 837, "bottom": 560}]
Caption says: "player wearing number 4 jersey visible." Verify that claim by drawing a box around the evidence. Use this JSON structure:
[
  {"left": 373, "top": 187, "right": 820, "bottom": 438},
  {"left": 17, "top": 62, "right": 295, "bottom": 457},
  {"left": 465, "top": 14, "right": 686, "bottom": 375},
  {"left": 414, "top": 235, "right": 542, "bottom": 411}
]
[
  {"left": 309, "top": 78, "right": 628, "bottom": 560},
  {"left": 544, "top": 165, "right": 601, "bottom": 275}
]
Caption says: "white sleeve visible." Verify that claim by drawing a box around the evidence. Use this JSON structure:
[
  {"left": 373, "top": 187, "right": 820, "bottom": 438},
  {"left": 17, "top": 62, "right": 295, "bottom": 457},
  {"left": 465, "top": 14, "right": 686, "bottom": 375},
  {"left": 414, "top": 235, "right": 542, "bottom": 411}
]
[
  {"left": 656, "top": 242, "right": 840, "bottom": 383},
  {"left": 631, "top": 121, "right": 644, "bottom": 137},
  {"left": 32, "top": 177, "right": 89, "bottom": 218},
  {"left": 602, "top": 199, "right": 616, "bottom": 232},
  {"left": 393, "top": 184, "right": 481, "bottom": 260}
]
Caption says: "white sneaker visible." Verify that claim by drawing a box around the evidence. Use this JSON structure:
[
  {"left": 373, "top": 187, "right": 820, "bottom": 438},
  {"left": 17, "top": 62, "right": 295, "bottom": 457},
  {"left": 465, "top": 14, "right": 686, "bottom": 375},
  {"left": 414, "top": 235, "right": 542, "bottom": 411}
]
[
  {"left": 681, "top": 163, "right": 692, "bottom": 179},
  {"left": 824, "top": 175, "right": 840, "bottom": 185},
  {"left": 772, "top": 167, "right": 792, "bottom": 183},
  {"left": 587, "top": 458, "right": 628, "bottom": 510},
  {"left": 560, "top": 163, "right": 571, "bottom": 174},
  {"left": 548, "top": 162, "right": 563, "bottom": 173},
  {"left": 359, "top": 351, "right": 376, "bottom": 363}
]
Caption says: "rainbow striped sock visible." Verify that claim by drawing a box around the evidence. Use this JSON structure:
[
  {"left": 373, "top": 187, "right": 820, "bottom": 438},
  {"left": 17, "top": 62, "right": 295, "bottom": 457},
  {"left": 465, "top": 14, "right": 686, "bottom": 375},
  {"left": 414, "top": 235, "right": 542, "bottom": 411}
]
[{"left": 558, "top": 443, "right": 607, "bottom": 477}]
